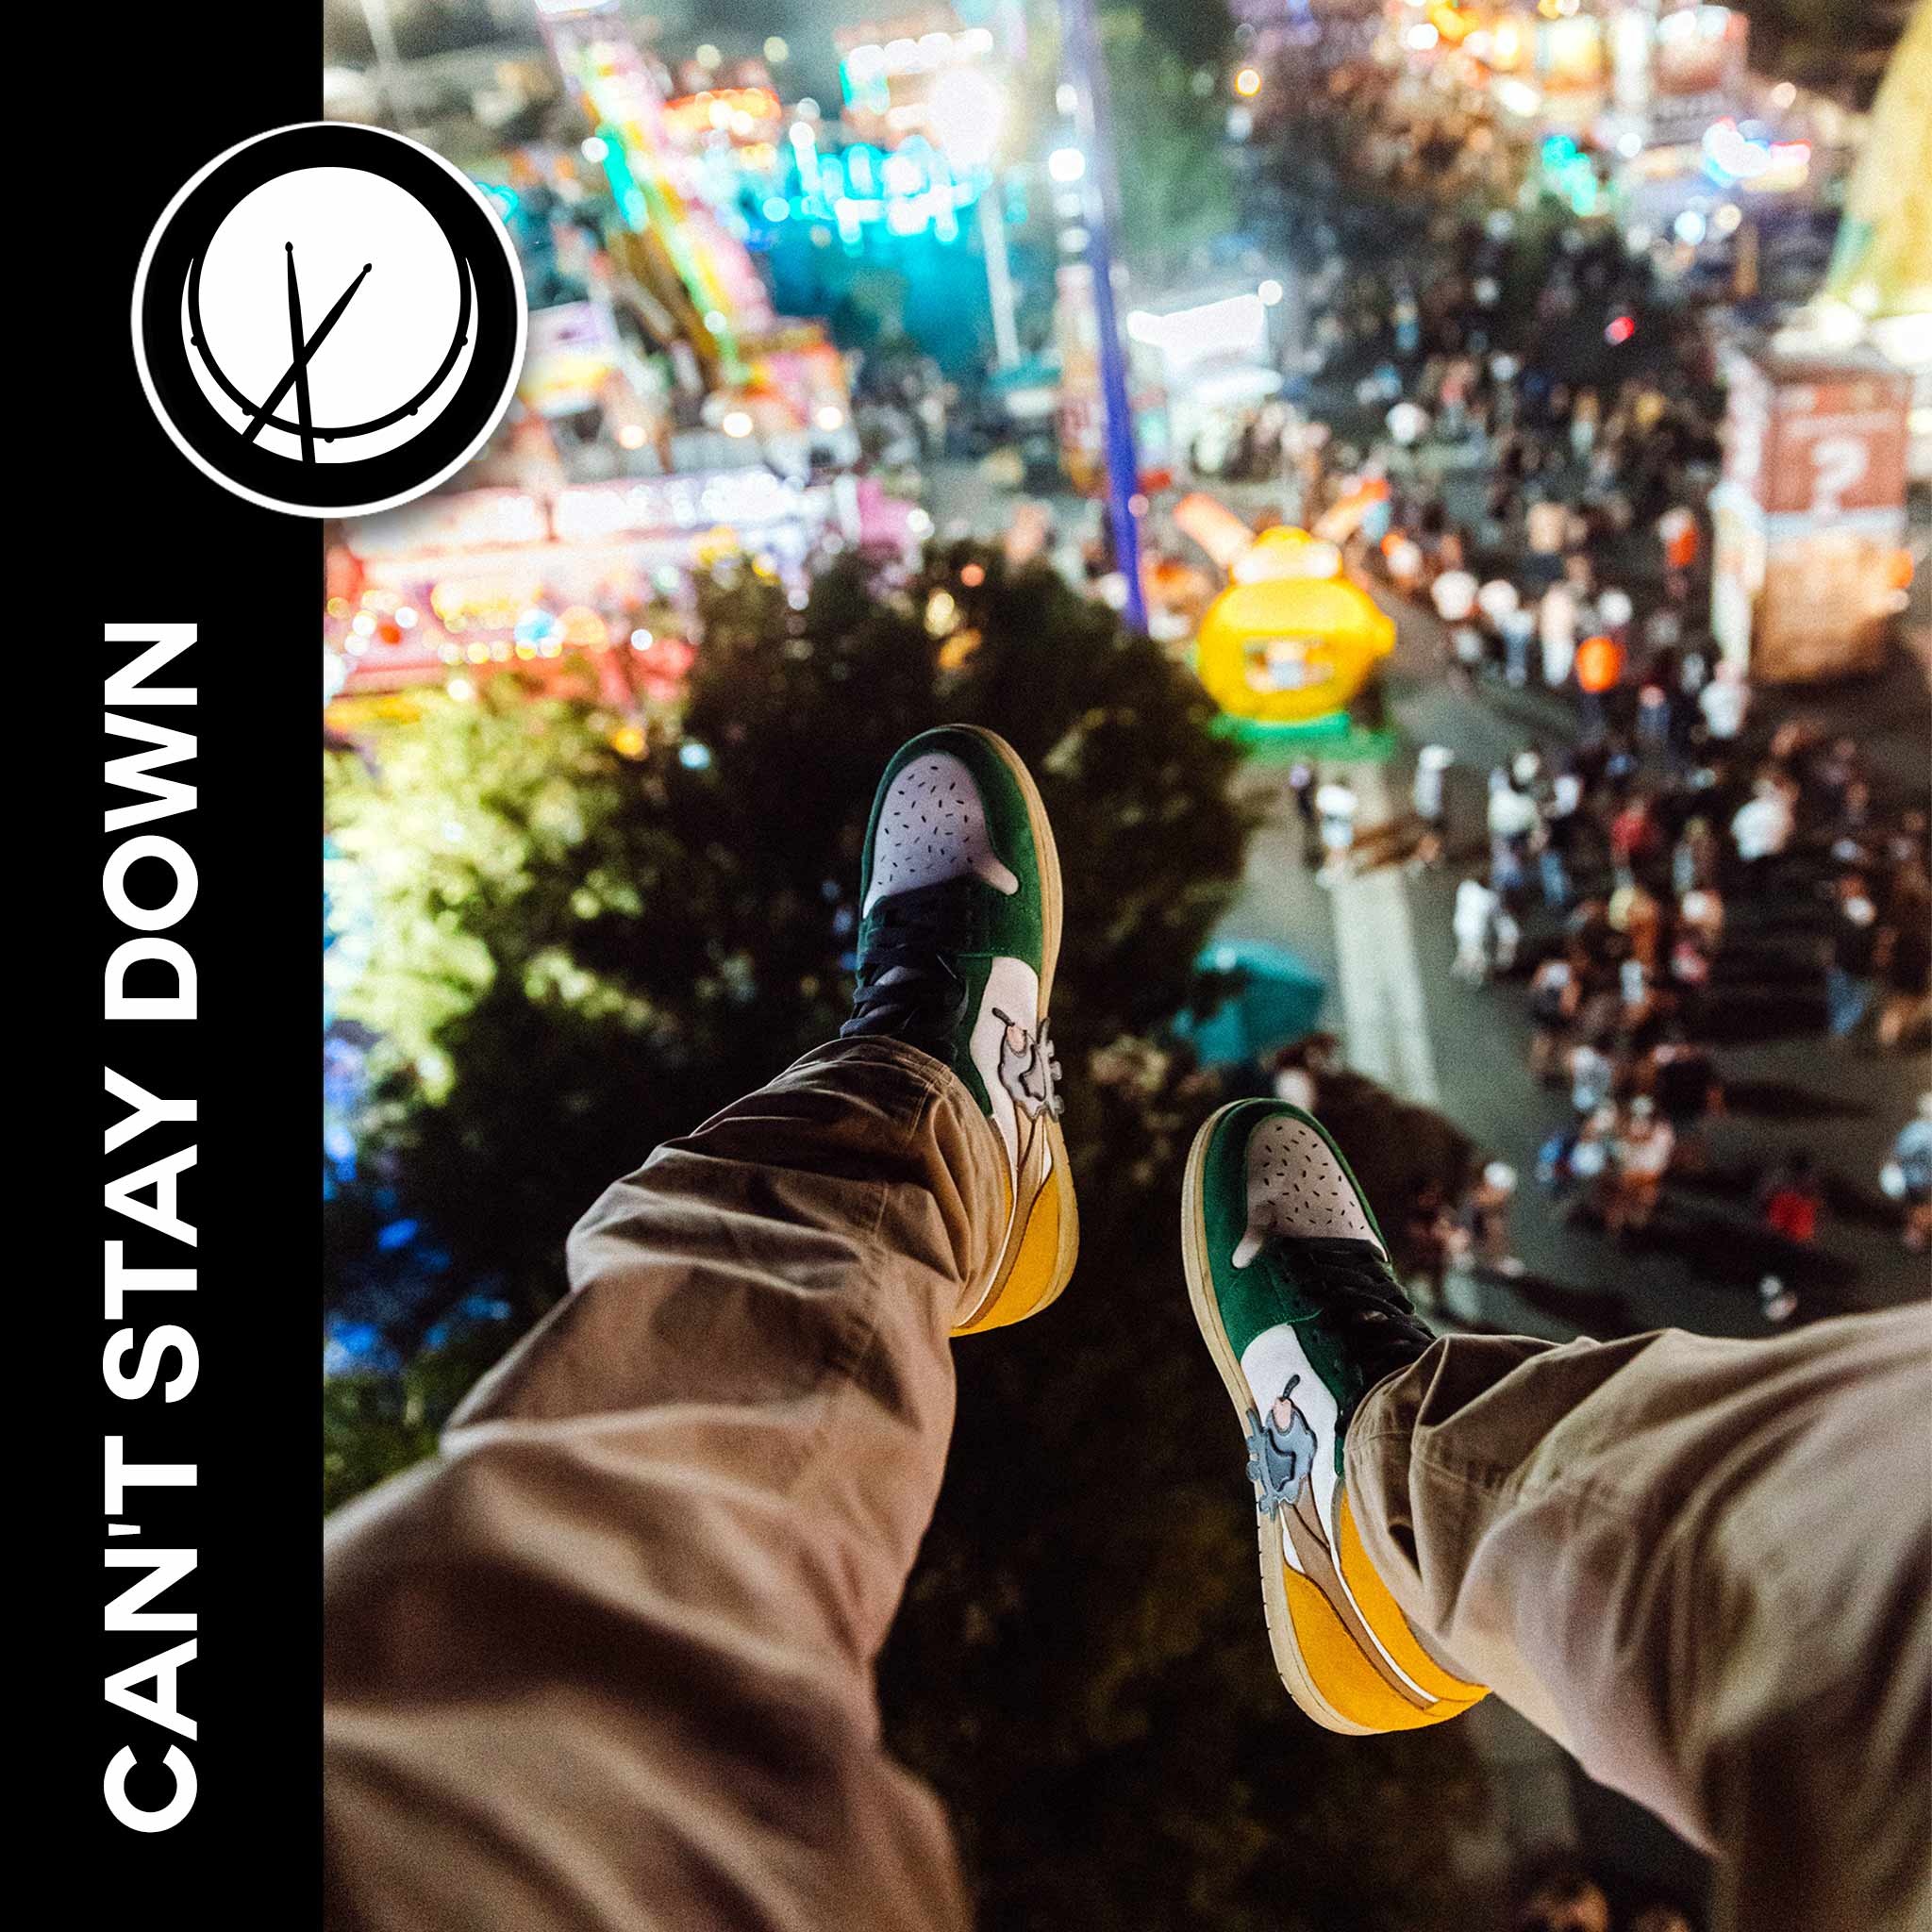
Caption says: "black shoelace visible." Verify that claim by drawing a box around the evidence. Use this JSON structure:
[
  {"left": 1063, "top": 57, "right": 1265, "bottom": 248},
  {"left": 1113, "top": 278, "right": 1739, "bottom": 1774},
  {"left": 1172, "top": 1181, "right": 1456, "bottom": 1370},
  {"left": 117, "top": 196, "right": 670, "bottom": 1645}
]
[
  {"left": 841, "top": 881, "right": 973, "bottom": 1050},
  {"left": 1277, "top": 1236, "right": 1436, "bottom": 1395}
]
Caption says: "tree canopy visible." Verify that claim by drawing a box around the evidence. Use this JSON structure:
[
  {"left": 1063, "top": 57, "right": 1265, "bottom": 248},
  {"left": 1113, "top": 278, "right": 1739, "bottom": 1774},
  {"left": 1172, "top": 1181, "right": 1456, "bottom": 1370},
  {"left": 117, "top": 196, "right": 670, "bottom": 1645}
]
[
  {"left": 325, "top": 541, "right": 1250, "bottom": 1374},
  {"left": 1102, "top": 9, "right": 1241, "bottom": 284}
]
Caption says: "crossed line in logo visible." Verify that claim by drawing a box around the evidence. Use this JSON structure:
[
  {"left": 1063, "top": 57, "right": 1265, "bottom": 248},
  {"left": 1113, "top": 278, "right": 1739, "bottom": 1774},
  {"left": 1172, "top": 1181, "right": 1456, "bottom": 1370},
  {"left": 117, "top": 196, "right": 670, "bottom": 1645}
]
[
  {"left": 186, "top": 237, "right": 474, "bottom": 461},
  {"left": 262, "top": 242, "right": 371, "bottom": 461}
]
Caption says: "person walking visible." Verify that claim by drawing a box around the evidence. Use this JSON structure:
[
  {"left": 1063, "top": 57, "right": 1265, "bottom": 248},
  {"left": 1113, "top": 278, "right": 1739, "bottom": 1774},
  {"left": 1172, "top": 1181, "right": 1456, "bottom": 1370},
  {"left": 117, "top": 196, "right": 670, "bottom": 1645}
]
[
  {"left": 1288, "top": 757, "right": 1322, "bottom": 861},
  {"left": 1500, "top": 599, "right": 1537, "bottom": 689},
  {"left": 1824, "top": 873, "right": 1882, "bottom": 1041},
  {"left": 1567, "top": 1032, "right": 1617, "bottom": 1119},
  {"left": 1880, "top": 1095, "right": 1932, "bottom": 1254},
  {"left": 1538, "top": 579, "right": 1577, "bottom": 690},
  {"left": 1527, "top": 952, "right": 1580, "bottom": 1081},
  {"left": 1650, "top": 1034, "right": 1722, "bottom": 1172},
  {"left": 1466, "top": 1159, "right": 1523, "bottom": 1274},
  {"left": 1607, "top": 1097, "right": 1673, "bottom": 1239},
  {"left": 1453, "top": 874, "right": 1501, "bottom": 982},
  {"left": 1699, "top": 662, "right": 1749, "bottom": 747},
  {"left": 1730, "top": 777, "right": 1793, "bottom": 876},
  {"left": 1759, "top": 1150, "right": 1824, "bottom": 1250},
  {"left": 1316, "top": 777, "right": 1362, "bottom": 884},
  {"left": 1410, "top": 744, "right": 1454, "bottom": 870},
  {"left": 1489, "top": 767, "right": 1540, "bottom": 902}
]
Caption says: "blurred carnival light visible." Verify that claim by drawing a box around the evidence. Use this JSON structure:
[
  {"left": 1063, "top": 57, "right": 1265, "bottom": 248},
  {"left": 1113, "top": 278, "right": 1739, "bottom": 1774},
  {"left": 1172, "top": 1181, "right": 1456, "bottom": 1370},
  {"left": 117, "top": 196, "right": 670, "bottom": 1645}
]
[{"left": 927, "top": 66, "right": 1007, "bottom": 169}]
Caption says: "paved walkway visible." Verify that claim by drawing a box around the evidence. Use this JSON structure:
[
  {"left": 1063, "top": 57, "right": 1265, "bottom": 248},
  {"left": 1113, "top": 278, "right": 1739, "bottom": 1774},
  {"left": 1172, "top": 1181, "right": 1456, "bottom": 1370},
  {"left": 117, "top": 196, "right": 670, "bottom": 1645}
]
[{"left": 1327, "top": 768, "right": 1443, "bottom": 1107}]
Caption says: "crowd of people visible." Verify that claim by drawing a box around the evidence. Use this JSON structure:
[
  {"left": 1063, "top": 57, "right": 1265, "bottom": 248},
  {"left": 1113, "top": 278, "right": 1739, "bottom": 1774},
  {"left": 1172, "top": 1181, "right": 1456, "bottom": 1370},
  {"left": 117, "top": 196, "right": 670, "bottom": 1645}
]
[
  {"left": 1191, "top": 81, "right": 1932, "bottom": 1329},
  {"left": 1314, "top": 500, "right": 1923, "bottom": 1306},
  {"left": 1355, "top": 421, "right": 1930, "bottom": 1280},
  {"left": 1290, "top": 50, "right": 1539, "bottom": 223},
  {"left": 987, "top": 35, "right": 1925, "bottom": 1932}
]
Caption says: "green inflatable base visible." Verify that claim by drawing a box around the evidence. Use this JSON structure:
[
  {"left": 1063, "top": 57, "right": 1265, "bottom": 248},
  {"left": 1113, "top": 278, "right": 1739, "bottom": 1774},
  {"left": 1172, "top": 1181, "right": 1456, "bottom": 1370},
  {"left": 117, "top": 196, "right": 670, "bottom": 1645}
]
[{"left": 1209, "top": 710, "right": 1399, "bottom": 764}]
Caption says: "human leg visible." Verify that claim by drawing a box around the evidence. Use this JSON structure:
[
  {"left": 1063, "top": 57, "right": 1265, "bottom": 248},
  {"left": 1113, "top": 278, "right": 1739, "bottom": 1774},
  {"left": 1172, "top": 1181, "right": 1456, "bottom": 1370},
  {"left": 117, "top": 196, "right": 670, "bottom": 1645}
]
[
  {"left": 1346, "top": 1308, "right": 1932, "bottom": 1931},
  {"left": 1183, "top": 1096, "right": 1928, "bottom": 1928},
  {"left": 325, "top": 726, "right": 1079, "bottom": 1930},
  {"left": 1181, "top": 1100, "right": 1491, "bottom": 1734},
  {"left": 325, "top": 1039, "right": 1000, "bottom": 1931}
]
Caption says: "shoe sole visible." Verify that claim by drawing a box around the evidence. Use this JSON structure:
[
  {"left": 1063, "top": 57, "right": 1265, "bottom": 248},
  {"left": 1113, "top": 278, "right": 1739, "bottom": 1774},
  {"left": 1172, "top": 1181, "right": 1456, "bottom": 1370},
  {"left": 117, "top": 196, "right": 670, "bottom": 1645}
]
[
  {"left": 1181, "top": 1102, "right": 1376, "bottom": 1736},
  {"left": 953, "top": 725, "right": 1080, "bottom": 1331}
]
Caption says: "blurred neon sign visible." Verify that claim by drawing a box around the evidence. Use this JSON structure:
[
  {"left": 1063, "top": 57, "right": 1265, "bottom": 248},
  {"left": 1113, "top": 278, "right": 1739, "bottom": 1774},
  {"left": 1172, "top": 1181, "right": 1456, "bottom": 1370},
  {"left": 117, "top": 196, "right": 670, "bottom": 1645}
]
[
  {"left": 662, "top": 87, "right": 781, "bottom": 143},
  {"left": 1702, "top": 117, "right": 1809, "bottom": 191}
]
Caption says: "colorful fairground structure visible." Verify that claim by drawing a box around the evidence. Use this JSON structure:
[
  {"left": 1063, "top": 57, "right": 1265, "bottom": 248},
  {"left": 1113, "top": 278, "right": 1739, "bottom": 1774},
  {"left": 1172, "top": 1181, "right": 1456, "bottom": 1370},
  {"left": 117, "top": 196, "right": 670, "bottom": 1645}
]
[
  {"left": 325, "top": 0, "right": 931, "bottom": 714},
  {"left": 1705, "top": 4, "right": 1929, "bottom": 685}
]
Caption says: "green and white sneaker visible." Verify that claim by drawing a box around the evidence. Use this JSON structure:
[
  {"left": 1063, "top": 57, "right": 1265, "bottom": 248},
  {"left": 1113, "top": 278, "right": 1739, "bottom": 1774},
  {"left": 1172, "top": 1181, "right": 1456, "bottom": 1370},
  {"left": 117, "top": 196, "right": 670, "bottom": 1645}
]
[
  {"left": 1182, "top": 1100, "right": 1487, "bottom": 1733},
  {"left": 843, "top": 725, "right": 1079, "bottom": 1334}
]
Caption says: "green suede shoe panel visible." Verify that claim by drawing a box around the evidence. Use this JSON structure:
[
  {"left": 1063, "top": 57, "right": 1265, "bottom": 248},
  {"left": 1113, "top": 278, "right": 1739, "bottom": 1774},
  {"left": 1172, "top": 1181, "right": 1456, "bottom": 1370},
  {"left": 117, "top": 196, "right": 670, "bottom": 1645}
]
[
  {"left": 944, "top": 729, "right": 1045, "bottom": 967},
  {"left": 857, "top": 727, "right": 1044, "bottom": 967},
  {"left": 854, "top": 727, "right": 1046, "bottom": 1111},
  {"left": 1199, "top": 1101, "right": 1397, "bottom": 1469}
]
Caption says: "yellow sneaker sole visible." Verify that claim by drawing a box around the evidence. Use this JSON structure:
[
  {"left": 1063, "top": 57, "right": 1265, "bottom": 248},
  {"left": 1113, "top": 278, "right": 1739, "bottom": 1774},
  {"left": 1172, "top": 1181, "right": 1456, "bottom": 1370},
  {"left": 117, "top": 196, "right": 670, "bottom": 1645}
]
[
  {"left": 1181, "top": 1106, "right": 1484, "bottom": 1733},
  {"left": 951, "top": 727, "right": 1079, "bottom": 1335}
]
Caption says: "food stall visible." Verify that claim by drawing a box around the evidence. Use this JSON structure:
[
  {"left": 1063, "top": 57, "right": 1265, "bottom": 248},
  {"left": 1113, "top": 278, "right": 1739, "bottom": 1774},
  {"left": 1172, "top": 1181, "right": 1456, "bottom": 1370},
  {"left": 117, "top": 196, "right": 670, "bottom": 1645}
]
[{"left": 1709, "top": 339, "right": 1914, "bottom": 682}]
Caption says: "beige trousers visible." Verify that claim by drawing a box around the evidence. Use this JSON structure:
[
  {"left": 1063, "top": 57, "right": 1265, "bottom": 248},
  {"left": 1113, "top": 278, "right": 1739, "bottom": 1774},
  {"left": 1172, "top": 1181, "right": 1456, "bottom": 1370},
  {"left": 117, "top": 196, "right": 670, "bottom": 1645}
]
[{"left": 324, "top": 1041, "right": 1930, "bottom": 1932}]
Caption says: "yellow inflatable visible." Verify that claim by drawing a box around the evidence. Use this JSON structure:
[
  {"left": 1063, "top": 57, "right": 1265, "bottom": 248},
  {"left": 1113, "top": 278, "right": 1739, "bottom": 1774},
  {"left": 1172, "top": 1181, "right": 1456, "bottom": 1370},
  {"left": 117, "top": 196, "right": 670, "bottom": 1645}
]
[
  {"left": 1230, "top": 525, "right": 1343, "bottom": 585},
  {"left": 1195, "top": 572, "right": 1395, "bottom": 724}
]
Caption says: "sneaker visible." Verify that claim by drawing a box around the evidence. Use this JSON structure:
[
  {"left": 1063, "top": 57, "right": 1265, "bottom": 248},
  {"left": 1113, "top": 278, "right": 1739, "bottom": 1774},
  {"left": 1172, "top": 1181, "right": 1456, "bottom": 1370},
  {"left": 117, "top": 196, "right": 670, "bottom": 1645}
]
[
  {"left": 843, "top": 726, "right": 1078, "bottom": 1334},
  {"left": 1182, "top": 1099, "right": 1488, "bottom": 1733}
]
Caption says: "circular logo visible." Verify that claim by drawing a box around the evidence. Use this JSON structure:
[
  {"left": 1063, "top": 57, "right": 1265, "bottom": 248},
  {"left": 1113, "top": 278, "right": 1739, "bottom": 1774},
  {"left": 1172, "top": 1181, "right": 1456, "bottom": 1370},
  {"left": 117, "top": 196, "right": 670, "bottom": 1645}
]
[{"left": 132, "top": 123, "right": 526, "bottom": 518}]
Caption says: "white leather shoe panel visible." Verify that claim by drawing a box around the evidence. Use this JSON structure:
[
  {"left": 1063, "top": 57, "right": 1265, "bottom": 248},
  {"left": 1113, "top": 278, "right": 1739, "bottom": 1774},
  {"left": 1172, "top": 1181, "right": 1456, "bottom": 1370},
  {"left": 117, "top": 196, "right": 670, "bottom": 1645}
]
[
  {"left": 1232, "top": 1115, "right": 1384, "bottom": 1267},
  {"left": 863, "top": 751, "right": 1021, "bottom": 916}
]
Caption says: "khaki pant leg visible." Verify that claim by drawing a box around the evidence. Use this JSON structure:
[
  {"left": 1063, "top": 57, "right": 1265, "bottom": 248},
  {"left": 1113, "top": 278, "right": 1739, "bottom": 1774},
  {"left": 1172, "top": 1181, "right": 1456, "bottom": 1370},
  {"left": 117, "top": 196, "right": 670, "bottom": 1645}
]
[
  {"left": 1344, "top": 1308, "right": 1932, "bottom": 1932},
  {"left": 325, "top": 1039, "right": 1004, "bottom": 1932}
]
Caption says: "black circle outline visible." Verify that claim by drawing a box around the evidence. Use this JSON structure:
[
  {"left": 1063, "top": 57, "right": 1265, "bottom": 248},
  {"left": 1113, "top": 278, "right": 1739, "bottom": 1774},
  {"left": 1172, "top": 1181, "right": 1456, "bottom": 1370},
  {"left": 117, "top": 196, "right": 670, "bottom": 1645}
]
[{"left": 138, "top": 125, "right": 521, "bottom": 511}]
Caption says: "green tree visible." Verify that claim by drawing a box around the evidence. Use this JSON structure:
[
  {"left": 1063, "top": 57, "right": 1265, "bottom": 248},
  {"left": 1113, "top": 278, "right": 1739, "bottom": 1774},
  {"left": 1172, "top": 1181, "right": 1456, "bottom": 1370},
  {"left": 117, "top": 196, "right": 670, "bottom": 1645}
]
[
  {"left": 1101, "top": 10, "right": 1241, "bottom": 283},
  {"left": 1121, "top": 0, "right": 1239, "bottom": 73},
  {"left": 324, "top": 543, "right": 1491, "bottom": 1926},
  {"left": 880, "top": 1040, "right": 1490, "bottom": 1931}
]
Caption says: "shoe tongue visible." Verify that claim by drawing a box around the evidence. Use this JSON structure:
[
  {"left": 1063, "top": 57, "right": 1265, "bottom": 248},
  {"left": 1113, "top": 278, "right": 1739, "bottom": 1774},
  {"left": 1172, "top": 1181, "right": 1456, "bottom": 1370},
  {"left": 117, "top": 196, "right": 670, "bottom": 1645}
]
[
  {"left": 1233, "top": 1218, "right": 1384, "bottom": 1269},
  {"left": 1260, "top": 1236, "right": 1389, "bottom": 1313}
]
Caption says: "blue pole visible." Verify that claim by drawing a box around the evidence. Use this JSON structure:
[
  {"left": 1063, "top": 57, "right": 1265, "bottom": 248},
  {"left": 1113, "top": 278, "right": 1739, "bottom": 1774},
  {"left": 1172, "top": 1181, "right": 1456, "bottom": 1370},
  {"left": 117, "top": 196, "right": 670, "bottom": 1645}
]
[{"left": 1058, "top": 0, "right": 1147, "bottom": 632}]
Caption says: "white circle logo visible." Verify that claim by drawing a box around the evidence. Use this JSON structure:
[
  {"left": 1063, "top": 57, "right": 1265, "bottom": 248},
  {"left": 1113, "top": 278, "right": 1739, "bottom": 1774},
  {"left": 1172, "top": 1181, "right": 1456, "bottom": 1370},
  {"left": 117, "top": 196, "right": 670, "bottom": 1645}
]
[{"left": 132, "top": 124, "right": 526, "bottom": 518}]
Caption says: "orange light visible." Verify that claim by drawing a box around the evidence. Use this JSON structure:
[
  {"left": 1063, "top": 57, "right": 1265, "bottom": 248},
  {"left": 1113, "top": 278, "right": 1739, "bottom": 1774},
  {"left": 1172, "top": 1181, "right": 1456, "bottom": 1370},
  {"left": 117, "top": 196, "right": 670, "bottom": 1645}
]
[
  {"left": 1234, "top": 66, "right": 1262, "bottom": 98},
  {"left": 1576, "top": 635, "right": 1624, "bottom": 694}
]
